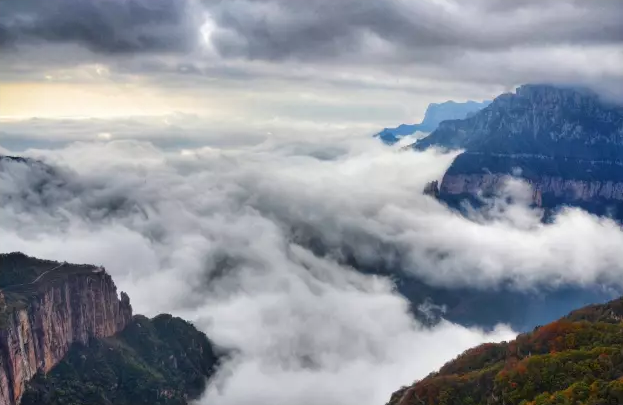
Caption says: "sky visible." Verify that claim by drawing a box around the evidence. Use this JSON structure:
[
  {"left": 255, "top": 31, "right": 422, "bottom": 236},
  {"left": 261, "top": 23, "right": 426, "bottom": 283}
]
[
  {"left": 1, "top": 0, "right": 622, "bottom": 144},
  {"left": 1, "top": 1, "right": 623, "bottom": 404}
]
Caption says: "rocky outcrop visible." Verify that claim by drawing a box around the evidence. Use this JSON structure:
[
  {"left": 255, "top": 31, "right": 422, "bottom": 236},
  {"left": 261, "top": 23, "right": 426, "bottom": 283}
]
[
  {"left": 423, "top": 180, "right": 440, "bottom": 198},
  {"left": 441, "top": 174, "right": 623, "bottom": 203},
  {"left": 375, "top": 100, "right": 491, "bottom": 145},
  {"left": 413, "top": 85, "right": 623, "bottom": 216},
  {"left": 20, "top": 314, "right": 220, "bottom": 405},
  {"left": 0, "top": 254, "right": 132, "bottom": 405},
  {"left": 415, "top": 85, "right": 623, "bottom": 157}
]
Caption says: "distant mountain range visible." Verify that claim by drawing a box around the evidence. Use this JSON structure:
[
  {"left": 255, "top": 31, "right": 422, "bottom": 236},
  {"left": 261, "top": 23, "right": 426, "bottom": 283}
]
[
  {"left": 375, "top": 100, "right": 491, "bottom": 145},
  {"left": 387, "top": 295, "right": 623, "bottom": 405},
  {"left": 413, "top": 84, "right": 623, "bottom": 217}
]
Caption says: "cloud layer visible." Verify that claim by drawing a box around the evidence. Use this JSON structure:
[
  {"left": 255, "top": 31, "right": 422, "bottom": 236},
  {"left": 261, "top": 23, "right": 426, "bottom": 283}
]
[
  {"left": 205, "top": 0, "right": 623, "bottom": 61},
  {"left": 4, "top": 0, "right": 621, "bottom": 60},
  {"left": 2, "top": 135, "right": 623, "bottom": 404},
  {"left": 1, "top": 0, "right": 622, "bottom": 124}
]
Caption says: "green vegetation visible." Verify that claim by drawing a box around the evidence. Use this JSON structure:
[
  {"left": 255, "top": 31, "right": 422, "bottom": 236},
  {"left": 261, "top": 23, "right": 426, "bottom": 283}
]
[
  {"left": 0, "top": 252, "right": 61, "bottom": 288},
  {"left": 0, "top": 252, "right": 99, "bottom": 293},
  {"left": 388, "top": 297, "right": 623, "bottom": 405},
  {"left": 21, "top": 314, "right": 220, "bottom": 405}
]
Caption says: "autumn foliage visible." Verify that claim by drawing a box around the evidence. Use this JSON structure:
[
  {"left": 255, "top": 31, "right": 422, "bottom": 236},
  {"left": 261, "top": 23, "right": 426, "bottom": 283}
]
[{"left": 386, "top": 297, "right": 623, "bottom": 405}]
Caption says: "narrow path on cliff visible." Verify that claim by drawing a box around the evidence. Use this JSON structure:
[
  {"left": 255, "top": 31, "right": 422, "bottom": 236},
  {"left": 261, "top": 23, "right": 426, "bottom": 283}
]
[
  {"left": 30, "top": 262, "right": 66, "bottom": 283},
  {"left": 0, "top": 262, "right": 66, "bottom": 291}
]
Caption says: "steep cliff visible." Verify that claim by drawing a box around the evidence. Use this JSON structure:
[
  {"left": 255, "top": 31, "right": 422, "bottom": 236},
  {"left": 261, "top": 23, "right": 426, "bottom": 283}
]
[
  {"left": 0, "top": 253, "right": 133, "bottom": 405},
  {"left": 20, "top": 314, "right": 219, "bottom": 405},
  {"left": 385, "top": 296, "right": 623, "bottom": 405},
  {"left": 413, "top": 85, "right": 623, "bottom": 216}
]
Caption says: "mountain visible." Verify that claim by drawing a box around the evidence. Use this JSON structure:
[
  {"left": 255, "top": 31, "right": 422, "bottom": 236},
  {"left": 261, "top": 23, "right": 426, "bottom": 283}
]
[
  {"left": 376, "top": 100, "right": 491, "bottom": 145},
  {"left": 414, "top": 84, "right": 623, "bottom": 216},
  {"left": 0, "top": 252, "right": 219, "bottom": 405},
  {"left": 21, "top": 314, "right": 219, "bottom": 405},
  {"left": 0, "top": 252, "right": 133, "bottom": 404},
  {"left": 386, "top": 295, "right": 623, "bottom": 405}
]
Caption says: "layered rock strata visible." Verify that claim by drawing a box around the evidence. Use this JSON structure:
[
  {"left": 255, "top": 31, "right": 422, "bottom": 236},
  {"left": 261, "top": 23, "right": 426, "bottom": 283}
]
[{"left": 0, "top": 255, "right": 132, "bottom": 405}]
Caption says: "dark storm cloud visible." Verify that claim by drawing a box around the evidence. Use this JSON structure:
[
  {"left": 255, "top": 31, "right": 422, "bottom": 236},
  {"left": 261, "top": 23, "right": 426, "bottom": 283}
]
[
  {"left": 0, "top": 0, "right": 621, "bottom": 126},
  {"left": 204, "top": 0, "right": 623, "bottom": 61},
  {"left": 0, "top": 0, "right": 202, "bottom": 53},
  {"left": 2, "top": 0, "right": 621, "bottom": 60}
]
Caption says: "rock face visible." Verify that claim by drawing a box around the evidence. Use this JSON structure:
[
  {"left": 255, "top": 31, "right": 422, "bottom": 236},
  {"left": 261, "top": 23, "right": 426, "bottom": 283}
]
[
  {"left": 375, "top": 100, "right": 491, "bottom": 145},
  {"left": 414, "top": 84, "right": 623, "bottom": 216},
  {"left": 21, "top": 314, "right": 220, "bottom": 405},
  {"left": 441, "top": 173, "right": 623, "bottom": 202},
  {"left": 423, "top": 180, "right": 440, "bottom": 198},
  {"left": 0, "top": 253, "right": 132, "bottom": 405}
]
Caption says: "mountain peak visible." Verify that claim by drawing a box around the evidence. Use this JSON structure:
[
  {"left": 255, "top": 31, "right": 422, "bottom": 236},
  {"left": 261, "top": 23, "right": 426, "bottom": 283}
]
[
  {"left": 415, "top": 83, "right": 623, "bottom": 159},
  {"left": 515, "top": 83, "right": 598, "bottom": 97},
  {"left": 375, "top": 99, "right": 491, "bottom": 145},
  {"left": 419, "top": 99, "right": 491, "bottom": 130},
  {"left": 412, "top": 84, "right": 623, "bottom": 218}
]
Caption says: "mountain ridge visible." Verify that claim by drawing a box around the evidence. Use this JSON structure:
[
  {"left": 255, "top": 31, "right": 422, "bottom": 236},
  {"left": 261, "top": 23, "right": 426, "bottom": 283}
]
[
  {"left": 375, "top": 99, "right": 491, "bottom": 145},
  {"left": 386, "top": 295, "right": 623, "bottom": 405},
  {"left": 415, "top": 84, "right": 623, "bottom": 157},
  {"left": 413, "top": 84, "right": 623, "bottom": 217}
]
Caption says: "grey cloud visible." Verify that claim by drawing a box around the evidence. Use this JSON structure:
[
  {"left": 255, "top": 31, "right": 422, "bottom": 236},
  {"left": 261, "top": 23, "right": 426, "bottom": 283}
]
[
  {"left": 3, "top": 0, "right": 620, "bottom": 61},
  {"left": 0, "top": 0, "right": 202, "bottom": 53},
  {"left": 205, "top": 0, "right": 623, "bottom": 62},
  {"left": 0, "top": 0, "right": 620, "bottom": 110}
]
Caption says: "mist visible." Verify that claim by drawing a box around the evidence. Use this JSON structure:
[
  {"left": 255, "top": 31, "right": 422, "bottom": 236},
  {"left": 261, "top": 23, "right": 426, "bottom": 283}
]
[{"left": 2, "top": 135, "right": 623, "bottom": 404}]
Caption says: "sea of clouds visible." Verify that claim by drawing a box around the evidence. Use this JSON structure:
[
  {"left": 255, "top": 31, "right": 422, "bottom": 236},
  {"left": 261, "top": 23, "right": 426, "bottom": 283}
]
[{"left": 2, "top": 133, "right": 623, "bottom": 404}]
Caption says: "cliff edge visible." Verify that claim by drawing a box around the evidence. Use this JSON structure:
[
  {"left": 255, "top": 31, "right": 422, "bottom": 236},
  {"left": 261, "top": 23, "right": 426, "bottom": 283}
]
[
  {"left": 20, "top": 313, "right": 219, "bottom": 405},
  {"left": 413, "top": 84, "right": 623, "bottom": 217},
  {"left": 0, "top": 252, "right": 132, "bottom": 405}
]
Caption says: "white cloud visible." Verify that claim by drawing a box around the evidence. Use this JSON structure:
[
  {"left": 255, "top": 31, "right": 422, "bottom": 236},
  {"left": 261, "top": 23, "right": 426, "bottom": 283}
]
[{"left": 2, "top": 136, "right": 623, "bottom": 404}]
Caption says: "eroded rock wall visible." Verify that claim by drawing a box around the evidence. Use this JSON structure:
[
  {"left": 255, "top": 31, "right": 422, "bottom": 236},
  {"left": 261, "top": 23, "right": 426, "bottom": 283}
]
[{"left": 0, "top": 272, "right": 132, "bottom": 405}]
